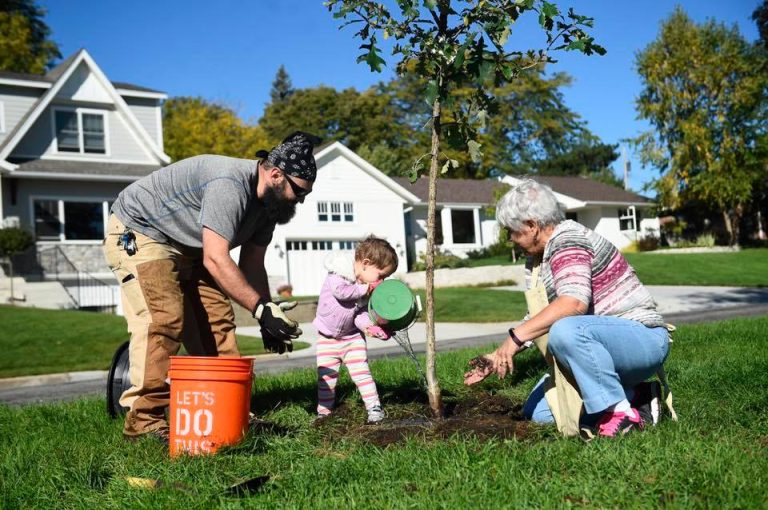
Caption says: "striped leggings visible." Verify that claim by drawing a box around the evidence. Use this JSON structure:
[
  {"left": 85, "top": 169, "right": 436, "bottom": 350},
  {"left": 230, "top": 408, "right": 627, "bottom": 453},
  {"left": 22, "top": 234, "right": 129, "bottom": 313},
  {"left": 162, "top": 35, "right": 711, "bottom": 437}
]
[{"left": 316, "top": 335, "right": 380, "bottom": 416}]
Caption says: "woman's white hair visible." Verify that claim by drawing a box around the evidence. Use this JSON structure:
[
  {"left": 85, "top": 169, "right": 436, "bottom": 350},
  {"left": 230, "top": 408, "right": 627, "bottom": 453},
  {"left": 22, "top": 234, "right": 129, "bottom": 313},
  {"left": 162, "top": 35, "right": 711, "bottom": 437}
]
[{"left": 496, "top": 178, "right": 565, "bottom": 232}]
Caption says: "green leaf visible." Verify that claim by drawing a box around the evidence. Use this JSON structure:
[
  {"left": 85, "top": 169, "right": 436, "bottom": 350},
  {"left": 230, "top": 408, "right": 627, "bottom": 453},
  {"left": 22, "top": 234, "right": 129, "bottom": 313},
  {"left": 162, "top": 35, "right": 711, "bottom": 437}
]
[
  {"left": 441, "top": 159, "right": 459, "bottom": 174},
  {"left": 467, "top": 139, "right": 483, "bottom": 163}
]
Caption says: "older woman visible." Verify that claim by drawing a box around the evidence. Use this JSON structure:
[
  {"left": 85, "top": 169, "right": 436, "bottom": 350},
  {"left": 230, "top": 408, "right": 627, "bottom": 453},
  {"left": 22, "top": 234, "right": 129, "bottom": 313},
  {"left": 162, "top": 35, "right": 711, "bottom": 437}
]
[{"left": 467, "top": 179, "right": 670, "bottom": 438}]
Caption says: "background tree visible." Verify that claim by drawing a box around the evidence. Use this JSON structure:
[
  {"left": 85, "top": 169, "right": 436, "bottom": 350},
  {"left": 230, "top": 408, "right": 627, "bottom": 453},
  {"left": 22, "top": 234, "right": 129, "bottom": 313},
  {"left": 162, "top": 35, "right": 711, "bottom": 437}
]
[
  {"left": 0, "top": 227, "right": 33, "bottom": 303},
  {"left": 0, "top": 0, "right": 60, "bottom": 74},
  {"left": 269, "top": 65, "right": 295, "bottom": 103},
  {"left": 753, "top": 0, "right": 768, "bottom": 49},
  {"left": 633, "top": 7, "right": 768, "bottom": 245},
  {"left": 328, "top": 0, "right": 604, "bottom": 417},
  {"left": 163, "top": 96, "right": 269, "bottom": 162}
]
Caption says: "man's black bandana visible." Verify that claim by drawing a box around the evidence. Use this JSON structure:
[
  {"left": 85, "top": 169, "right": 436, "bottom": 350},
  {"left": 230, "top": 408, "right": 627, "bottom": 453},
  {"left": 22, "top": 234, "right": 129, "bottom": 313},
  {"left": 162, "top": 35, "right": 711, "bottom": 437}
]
[{"left": 256, "top": 131, "right": 321, "bottom": 182}]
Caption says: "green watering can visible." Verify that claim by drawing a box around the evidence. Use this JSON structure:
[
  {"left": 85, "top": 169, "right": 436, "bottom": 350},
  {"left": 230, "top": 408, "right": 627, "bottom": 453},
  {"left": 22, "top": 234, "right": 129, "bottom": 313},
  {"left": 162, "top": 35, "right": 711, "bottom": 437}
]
[{"left": 368, "top": 280, "right": 422, "bottom": 331}]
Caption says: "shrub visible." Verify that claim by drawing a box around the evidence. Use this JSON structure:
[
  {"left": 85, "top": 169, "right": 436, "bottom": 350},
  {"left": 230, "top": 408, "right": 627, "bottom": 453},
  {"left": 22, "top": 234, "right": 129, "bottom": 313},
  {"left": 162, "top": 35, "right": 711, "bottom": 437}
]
[
  {"left": 411, "top": 249, "right": 470, "bottom": 271},
  {"left": 0, "top": 227, "right": 34, "bottom": 259},
  {"left": 695, "top": 233, "right": 716, "bottom": 247}
]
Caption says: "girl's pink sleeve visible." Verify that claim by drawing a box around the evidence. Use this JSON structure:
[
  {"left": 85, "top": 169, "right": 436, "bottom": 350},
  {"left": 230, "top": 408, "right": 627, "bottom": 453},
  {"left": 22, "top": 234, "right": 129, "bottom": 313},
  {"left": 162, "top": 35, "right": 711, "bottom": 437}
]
[
  {"left": 328, "top": 274, "right": 369, "bottom": 302},
  {"left": 354, "top": 310, "right": 375, "bottom": 331}
]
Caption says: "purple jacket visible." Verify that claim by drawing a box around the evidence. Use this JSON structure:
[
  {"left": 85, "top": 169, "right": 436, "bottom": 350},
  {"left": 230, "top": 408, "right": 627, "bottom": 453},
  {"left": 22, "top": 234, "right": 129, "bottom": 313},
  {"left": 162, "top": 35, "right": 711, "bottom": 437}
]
[{"left": 312, "top": 255, "right": 375, "bottom": 339}]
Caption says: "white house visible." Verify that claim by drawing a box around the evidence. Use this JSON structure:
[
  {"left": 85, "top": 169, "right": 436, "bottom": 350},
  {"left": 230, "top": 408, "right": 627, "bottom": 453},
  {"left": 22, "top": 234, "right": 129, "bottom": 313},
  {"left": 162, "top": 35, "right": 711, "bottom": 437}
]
[{"left": 0, "top": 49, "right": 167, "bottom": 308}]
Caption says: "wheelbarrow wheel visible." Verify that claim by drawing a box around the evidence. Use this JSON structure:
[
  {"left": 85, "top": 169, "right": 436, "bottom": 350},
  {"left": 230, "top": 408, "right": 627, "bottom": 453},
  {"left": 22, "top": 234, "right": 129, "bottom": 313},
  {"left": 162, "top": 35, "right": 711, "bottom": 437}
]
[{"left": 106, "top": 340, "right": 131, "bottom": 418}]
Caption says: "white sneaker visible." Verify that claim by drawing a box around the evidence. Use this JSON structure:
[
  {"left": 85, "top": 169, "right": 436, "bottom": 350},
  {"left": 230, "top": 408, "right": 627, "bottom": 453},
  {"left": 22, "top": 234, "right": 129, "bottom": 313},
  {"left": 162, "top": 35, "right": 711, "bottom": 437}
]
[{"left": 367, "top": 405, "right": 386, "bottom": 424}]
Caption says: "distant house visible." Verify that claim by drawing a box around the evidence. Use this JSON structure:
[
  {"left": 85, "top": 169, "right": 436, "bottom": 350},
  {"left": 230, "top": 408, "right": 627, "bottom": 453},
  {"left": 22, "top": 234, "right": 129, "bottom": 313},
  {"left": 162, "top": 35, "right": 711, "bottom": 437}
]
[
  {"left": 0, "top": 49, "right": 167, "bottom": 308},
  {"left": 262, "top": 144, "right": 658, "bottom": 296}
]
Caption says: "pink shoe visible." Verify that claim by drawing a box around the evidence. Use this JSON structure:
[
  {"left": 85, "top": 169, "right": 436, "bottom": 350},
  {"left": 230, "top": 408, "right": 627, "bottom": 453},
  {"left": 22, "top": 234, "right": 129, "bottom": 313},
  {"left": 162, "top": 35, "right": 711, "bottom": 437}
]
[{"left": 596, "top": 408, "right": 644, "bottom": 437}]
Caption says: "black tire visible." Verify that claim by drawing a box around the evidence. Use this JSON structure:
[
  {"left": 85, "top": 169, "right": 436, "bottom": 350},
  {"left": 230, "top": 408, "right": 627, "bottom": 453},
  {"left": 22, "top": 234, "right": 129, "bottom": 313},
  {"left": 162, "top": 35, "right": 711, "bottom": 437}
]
[{"left": 106, "top": 341, "right": 131, "bottom": 418}]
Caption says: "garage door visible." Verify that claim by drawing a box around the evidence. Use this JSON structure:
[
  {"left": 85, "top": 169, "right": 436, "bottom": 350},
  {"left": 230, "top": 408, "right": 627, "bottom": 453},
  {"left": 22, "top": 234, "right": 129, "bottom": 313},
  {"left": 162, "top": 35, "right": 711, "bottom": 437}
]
[{"left": 286, "top": 240, "right": 357, "bottom": 296}]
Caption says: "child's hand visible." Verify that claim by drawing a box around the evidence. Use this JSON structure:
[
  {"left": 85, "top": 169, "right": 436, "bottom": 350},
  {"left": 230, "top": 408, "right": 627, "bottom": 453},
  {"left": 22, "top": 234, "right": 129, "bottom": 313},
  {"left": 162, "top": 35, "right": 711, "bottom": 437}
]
[
  {"left": 366, "top": 325, "right": 391, "bottom": 340},
  {"left": 368, "top": 280, "right": 383, "bottom": 295}
]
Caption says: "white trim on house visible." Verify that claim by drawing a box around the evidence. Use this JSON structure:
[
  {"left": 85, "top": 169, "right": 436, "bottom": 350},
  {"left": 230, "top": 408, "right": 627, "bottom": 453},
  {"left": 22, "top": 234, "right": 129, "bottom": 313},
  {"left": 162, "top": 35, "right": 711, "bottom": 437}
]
[
  {"left": 0, "top": 101, "right": 5, "bottom": 133},
  {"left": 114, "top": 88, "right": 167, "bottom": 100},
  {"left": 0, "top": 77, "right": 51, "bottom": 88},
  {"left": 0, "top": 49, "right": 170, "bottom": 166},
  {"left": 50, "top": 106, "right": 111, "bottom": 157},
  {"left": 11, "top": 171, "right": 148, "bottom": 182},
  {"left": 15, "top": 153, "right": 159, "bottom": 165}
]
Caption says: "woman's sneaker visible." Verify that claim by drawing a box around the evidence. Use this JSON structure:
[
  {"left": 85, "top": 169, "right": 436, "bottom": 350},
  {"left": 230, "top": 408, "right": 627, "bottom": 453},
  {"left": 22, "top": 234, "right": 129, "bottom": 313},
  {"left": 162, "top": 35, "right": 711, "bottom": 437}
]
[
  {"left": 367, "top": 405, "right": 386, "bottom": 424},
  {"left": 596, "top": 408, "right": 643, "bottom": 437},
  {"left": 630, "top": 381, "right": 662, "bottom": 426}
]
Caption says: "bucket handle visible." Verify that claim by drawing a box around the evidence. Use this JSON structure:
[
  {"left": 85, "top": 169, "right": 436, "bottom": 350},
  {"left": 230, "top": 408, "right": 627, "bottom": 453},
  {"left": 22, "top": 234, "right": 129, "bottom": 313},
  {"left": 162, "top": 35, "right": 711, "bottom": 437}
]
[{"left": 415, "top": 295, "right": 423, "bottom": 315}]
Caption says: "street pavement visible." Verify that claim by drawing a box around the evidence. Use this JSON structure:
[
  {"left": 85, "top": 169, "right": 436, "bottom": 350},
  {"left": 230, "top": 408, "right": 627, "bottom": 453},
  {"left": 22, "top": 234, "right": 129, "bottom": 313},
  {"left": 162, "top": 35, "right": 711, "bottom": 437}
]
[{"left": 1, "top": 285, "right": 767, "bottom": 406}]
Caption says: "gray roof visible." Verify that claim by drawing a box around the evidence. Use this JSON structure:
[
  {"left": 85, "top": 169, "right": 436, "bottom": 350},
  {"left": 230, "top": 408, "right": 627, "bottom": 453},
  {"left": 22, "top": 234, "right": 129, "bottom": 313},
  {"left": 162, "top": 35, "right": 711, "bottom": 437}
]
[
  {"left": 0, "top": 50, "right": 164, "bottom": 94},
  {"left": 12, "top": 159, "right": 160, "bottom": 178},
  {"left": 392, "top": 177, "right": 506, "bottom": 205},
  {"left": 392, "top": 175, "right": 652, "bottom": 206}
]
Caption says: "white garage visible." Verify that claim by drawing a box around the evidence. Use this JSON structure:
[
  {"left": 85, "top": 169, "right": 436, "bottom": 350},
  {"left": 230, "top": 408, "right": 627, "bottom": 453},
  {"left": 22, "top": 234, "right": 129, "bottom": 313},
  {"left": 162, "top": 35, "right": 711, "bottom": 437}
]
[{"left": 285, "top": 239, "right": 357, "bottom": 296}]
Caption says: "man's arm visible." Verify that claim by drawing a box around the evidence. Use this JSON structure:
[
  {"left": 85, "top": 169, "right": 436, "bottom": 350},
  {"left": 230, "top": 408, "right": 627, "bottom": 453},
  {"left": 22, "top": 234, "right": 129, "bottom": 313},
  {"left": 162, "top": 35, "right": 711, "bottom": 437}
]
[
  {"left": 238, "top": 240, "right": 271, "bottom": 300},
  {"left": 202, "top": 227, "right": 262, "bottom": 312}
]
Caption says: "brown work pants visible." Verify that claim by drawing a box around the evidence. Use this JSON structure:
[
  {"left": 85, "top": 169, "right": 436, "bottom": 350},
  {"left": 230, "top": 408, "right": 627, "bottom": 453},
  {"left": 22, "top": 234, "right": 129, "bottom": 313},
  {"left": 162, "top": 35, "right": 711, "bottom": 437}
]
[{"left": 103, "top": 214, "right": 239, "bottom": 437}]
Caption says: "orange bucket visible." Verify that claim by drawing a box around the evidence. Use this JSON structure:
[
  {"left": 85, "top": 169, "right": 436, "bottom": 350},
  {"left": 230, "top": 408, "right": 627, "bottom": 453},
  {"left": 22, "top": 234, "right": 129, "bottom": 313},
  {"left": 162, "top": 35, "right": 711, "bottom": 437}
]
[{"left": 168, "top": 356, "right": 254, "bottom": 457}]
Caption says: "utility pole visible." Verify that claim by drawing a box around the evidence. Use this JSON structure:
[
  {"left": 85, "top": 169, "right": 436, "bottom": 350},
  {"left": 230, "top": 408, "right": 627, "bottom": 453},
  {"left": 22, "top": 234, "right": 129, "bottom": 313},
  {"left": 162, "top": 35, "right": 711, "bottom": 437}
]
[{"left": 622, "top": 145, "right": 631, "bottom": 190}]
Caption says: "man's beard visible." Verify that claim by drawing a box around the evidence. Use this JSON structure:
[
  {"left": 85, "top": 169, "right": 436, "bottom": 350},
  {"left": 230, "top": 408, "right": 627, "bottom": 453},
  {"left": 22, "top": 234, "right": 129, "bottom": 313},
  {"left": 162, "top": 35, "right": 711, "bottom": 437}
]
[{"left": 263, "top": 185, "right": 297, "bottom": 224}]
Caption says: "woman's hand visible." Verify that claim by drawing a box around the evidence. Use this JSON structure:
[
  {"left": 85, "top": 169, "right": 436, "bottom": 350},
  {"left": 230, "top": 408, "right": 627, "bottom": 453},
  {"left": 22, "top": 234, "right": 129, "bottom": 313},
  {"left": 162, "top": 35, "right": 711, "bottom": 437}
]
[
  {"left": 463, "top": 355, "right": 495, "bottom": 385},
  {"left": 490, "top": 337, "right": 521, "bottom": 379}
]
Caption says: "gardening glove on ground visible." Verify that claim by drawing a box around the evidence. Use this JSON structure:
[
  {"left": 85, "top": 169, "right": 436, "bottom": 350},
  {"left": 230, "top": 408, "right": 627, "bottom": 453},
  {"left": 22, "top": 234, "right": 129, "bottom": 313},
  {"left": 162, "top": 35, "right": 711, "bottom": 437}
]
[
  {"left": 366, "top": 325, "right": 391, "bottom": 340},
  {"left": 463, "top": 355, "right": 495, "bottom": 386},
  {"left": 253, "top": 300, "right": 302, "bottom": 341},
  {"left": 260, "top": 328, "right": 294, "bottom": 355}
]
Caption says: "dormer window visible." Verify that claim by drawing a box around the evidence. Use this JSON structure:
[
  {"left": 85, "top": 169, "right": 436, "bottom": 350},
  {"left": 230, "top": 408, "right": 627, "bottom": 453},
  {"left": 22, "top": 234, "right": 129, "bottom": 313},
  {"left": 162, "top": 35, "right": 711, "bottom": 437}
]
[{"left": 54, "top": 108, "right": 106, "bottom": 154}]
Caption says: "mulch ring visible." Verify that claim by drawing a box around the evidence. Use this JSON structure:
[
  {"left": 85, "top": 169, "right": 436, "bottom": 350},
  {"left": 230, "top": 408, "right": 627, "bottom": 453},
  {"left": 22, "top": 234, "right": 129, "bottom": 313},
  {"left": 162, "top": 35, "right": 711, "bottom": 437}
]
[{"left": 312, "top": 391, "right": 535, "bottom": 447}]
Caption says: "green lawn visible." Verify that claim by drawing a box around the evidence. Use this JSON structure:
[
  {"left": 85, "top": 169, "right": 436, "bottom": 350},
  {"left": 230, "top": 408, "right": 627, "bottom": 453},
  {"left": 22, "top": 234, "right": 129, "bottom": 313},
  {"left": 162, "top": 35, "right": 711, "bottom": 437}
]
[
  {"left": 0, "top": 306, "right": 309, "bottom": 378},
  {"left": 625, "top": 248, "right": 768, "bottom": 286},
  {"left": 1, "top": 315, "right": 766, "bottom": 508}
]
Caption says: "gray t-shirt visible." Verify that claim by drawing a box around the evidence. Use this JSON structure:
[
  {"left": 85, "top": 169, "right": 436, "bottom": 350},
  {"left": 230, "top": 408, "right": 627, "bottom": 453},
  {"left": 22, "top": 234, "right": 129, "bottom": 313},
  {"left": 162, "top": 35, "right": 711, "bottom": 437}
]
[{"left": 112, "top": 155, "right": 275, "bottom": 254}]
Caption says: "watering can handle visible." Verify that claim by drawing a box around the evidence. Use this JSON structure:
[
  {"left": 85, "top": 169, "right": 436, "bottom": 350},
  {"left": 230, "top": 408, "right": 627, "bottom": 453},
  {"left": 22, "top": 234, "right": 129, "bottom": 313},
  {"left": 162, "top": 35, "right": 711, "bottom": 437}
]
[{"left": 415, "top": 295, "right": 422, "bottom": 315}]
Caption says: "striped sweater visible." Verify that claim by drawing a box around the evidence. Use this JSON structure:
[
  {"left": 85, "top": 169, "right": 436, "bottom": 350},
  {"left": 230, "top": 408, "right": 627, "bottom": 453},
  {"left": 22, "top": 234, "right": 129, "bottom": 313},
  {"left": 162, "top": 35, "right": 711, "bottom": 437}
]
[{"left": 525, "top": 220, "right": 664, "bottom": 327}]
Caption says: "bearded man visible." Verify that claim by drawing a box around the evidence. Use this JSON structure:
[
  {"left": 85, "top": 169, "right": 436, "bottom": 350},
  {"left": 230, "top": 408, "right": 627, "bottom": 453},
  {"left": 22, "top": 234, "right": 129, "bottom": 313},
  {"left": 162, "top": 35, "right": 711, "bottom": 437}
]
[{"left": 103, "top": 131, "right": 320, "bottom": 442}]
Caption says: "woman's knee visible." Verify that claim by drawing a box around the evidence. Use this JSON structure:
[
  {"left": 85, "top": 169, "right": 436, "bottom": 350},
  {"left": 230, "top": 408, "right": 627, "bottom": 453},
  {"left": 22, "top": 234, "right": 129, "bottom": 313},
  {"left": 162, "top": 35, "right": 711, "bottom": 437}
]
[{"left": 548, "top": 316, "right": 581, "bottom": 356}]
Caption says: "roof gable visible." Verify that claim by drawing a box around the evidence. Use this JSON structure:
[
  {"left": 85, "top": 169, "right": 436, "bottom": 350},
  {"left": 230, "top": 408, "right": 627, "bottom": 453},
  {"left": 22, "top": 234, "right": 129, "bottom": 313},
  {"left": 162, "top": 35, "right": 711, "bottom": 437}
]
[
  {"left": 0, "top": 49, "right": 169, "bottom": 170},
  {"left": 314, "top": 142, "right": 420, "bottom": 204}
]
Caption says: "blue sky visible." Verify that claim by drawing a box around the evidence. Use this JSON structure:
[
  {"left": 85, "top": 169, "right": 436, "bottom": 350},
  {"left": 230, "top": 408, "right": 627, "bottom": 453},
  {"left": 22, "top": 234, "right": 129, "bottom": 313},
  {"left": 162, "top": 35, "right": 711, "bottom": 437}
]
[{"left": 40, "top": 1, "right": 761, "bottom": 192}]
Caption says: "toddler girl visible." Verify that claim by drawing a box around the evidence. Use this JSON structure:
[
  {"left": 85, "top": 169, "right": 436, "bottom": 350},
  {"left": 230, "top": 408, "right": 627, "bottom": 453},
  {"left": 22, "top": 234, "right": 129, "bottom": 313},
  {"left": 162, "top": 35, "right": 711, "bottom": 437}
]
[{"left": 312, "top": 235, "right": 398, "bottom": 423}]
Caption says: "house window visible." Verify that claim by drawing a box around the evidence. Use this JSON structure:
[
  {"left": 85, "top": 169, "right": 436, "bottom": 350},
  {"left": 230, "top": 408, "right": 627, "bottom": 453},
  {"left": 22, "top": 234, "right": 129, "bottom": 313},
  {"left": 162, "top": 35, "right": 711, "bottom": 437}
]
[
  {"left": 33, "top": 198, "right": 107, "bottom": 241},
  {"left": 312, "top": 240, "right": 332, "bottom": 250},
  {"left": 317, "top": 202, "right": 328, "bottom": 222},
  {"left": 451, "top": 209, "right": 476, "bottom": 244},
  {"left": 339, "top": 240, "right": 357, "bottom": 250},
  {"left": 286, "top": 241, "right": 308, "bottom": 251},
  {"left": 54, "top": 109, "right": 106, "bottom": 154},
  {"left": 317, "top": 201, "right": 354, "bottom": 222},
  {"left": 619, "top": 206, "right": 637, "bottom": 231}
]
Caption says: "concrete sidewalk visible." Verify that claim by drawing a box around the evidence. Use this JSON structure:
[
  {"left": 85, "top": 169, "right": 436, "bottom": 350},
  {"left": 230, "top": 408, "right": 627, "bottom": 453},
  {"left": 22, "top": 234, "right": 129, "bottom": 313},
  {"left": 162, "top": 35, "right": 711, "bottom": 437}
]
[{"left": 2, "top": 285, "right": 767, "bottom": 394}]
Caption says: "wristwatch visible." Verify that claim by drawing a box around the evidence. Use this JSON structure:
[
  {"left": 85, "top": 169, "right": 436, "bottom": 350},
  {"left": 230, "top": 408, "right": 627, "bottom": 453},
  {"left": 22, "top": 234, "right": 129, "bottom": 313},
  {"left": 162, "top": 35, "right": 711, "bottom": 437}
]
[{"left": 508, "top": 328, "right": 527, "bottom": 349}]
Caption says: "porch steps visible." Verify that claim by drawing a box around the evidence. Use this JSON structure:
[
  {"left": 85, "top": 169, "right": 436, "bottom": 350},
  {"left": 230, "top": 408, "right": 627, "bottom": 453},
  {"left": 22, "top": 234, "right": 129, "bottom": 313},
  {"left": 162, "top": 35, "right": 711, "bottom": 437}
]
[{"left": 0, "top": 276, "right": 75, "bottom": 309}]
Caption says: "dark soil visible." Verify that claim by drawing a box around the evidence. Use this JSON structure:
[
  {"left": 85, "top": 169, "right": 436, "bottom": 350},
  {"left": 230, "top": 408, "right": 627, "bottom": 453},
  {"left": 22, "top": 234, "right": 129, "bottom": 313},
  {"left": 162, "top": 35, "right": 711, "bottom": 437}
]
[{"left": 312, "top": 391, "right": 535, "bottom": 447}]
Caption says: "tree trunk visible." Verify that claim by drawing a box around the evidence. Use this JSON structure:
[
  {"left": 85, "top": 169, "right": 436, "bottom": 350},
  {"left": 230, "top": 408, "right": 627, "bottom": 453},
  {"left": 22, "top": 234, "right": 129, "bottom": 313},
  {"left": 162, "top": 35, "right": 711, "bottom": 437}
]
[
  {"left": 722, "top": 209, "right": 734, "bottom": 246},
  {"left": 425, "top": 96, "right": 444, "bottom": 419}
]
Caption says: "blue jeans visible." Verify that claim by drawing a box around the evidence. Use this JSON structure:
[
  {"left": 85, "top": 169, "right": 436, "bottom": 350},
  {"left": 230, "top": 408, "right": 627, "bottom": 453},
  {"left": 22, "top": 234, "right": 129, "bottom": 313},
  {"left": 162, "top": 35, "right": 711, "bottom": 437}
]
[{"left": 522, "top": 315, "right": 669, "bottom": 423}]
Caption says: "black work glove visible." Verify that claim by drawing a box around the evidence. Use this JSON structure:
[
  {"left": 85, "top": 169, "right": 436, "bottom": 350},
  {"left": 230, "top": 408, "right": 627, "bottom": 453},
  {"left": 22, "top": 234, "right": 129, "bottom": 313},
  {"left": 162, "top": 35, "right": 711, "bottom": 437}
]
[
  {"left": 252, "top": 300, "right": 302, "bottom": 342},
  {"left": 260, "top": 328, "right": 294, "bottom": 355}
]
